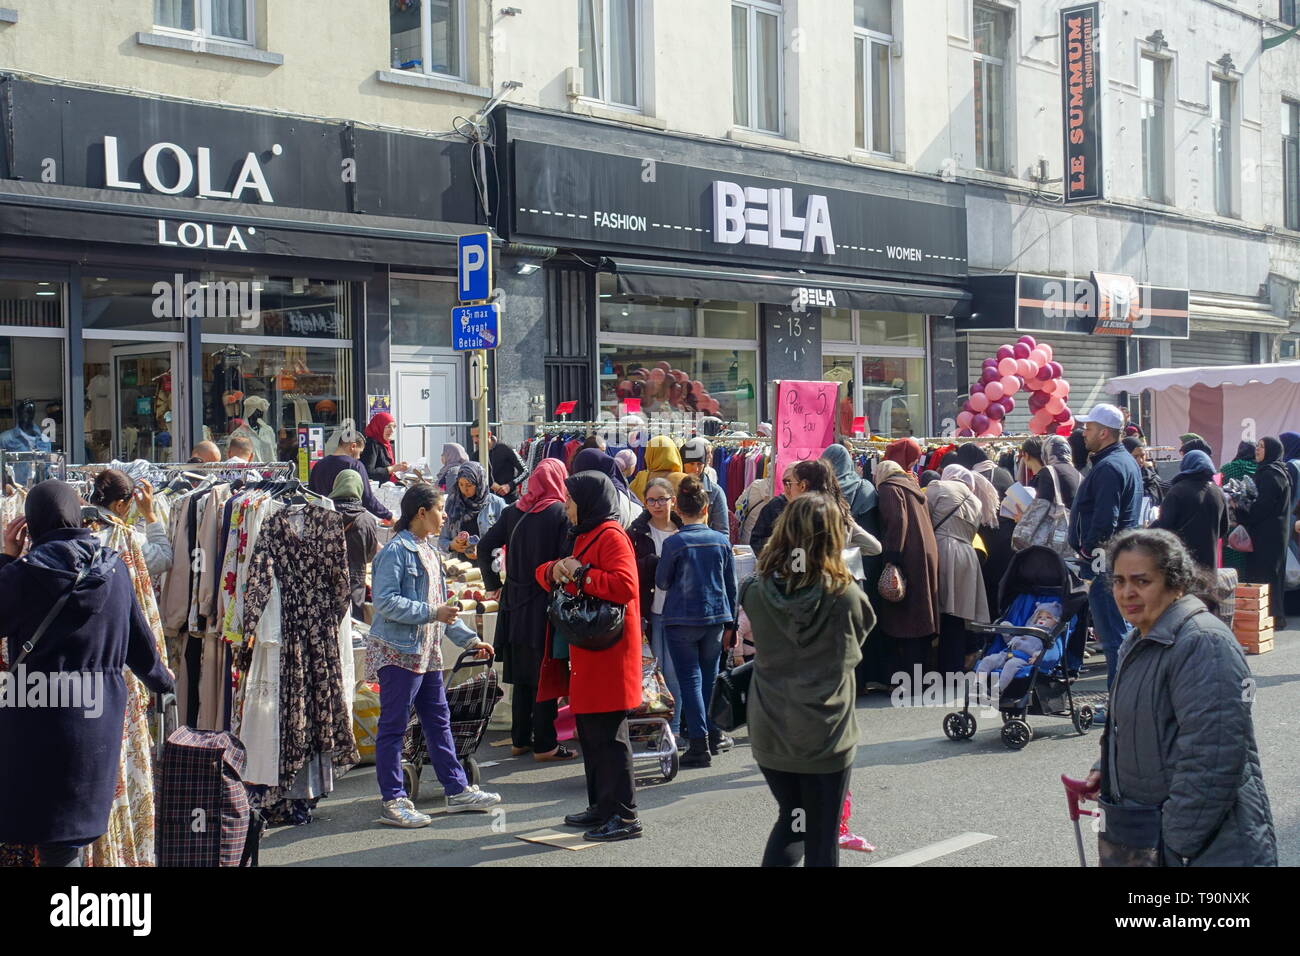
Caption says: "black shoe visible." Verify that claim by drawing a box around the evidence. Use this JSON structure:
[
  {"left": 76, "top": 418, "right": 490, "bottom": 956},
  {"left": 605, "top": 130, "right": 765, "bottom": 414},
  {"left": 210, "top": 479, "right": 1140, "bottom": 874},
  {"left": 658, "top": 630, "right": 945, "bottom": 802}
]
[
  {"left": 562, "top": 807, "right": 604, "bottom": 829},
  {"left": 708, "top": 730, "right": 734, "bottom": 755},
  {"left": 583, "top": 815, "right": 643, "bottom": 842},
  {"left": 680, "top": 737, "right": 712, "bottom": 768}
]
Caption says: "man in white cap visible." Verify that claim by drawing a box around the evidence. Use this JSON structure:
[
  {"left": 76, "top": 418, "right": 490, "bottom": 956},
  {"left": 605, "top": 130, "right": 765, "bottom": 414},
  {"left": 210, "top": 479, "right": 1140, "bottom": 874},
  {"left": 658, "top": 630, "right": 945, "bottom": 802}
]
[
  {"left": 1066, "top": 403, "right": 1143, "bottom": 718},
  {"left": 680, "top": 437, "right": 730, "bottom": 536}
]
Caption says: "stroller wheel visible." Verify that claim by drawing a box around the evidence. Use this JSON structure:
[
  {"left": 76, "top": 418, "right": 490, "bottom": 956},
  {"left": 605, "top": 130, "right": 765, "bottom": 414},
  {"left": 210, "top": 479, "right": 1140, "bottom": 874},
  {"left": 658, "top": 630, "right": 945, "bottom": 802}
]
[
  {"left": 961, "top": 713, "right": 977, "bottom": 738},
  {"left": 402, "top": 761, "right": 421, "bottom": 802},
  {"left": 942, "top": 713, "right": 965, "bottom": 740},
  {"left": 1072, "top": 704, "right": 1095, "bottom": 735},
  {"left": 1001, "top": 719, "right": 1032, "bottom": 750}
]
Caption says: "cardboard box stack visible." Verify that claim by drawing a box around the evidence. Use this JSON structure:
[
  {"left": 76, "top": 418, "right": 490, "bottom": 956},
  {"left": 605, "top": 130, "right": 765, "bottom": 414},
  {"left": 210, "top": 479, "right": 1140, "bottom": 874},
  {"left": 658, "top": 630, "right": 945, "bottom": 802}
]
[{"left": 1233, "top": 584, "right": 1274, "bottom": 655}]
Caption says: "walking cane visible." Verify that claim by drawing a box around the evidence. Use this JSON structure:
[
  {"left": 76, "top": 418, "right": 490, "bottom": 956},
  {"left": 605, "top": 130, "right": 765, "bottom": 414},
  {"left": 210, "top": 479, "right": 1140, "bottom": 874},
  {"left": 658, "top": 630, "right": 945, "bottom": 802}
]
[{"left": 1061, "top": 775, "right": 1098, "bottom": 867}]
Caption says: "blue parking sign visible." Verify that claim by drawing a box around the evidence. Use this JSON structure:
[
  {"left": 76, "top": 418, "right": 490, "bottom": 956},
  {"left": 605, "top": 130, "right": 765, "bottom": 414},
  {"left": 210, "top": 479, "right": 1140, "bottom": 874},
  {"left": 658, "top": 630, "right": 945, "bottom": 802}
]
[
  {"left": 452, "top": 303, "right": 500, "bottom": 351},
  {"left": 458, "top": 231, "right": 492, "bottom": 303}
]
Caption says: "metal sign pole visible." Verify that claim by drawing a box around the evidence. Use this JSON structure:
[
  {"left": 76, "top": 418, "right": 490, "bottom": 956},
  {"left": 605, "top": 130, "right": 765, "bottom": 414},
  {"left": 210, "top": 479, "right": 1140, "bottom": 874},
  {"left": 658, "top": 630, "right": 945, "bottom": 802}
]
[{"left": 474, "top": 349, "right": 490, "bottom": 474}]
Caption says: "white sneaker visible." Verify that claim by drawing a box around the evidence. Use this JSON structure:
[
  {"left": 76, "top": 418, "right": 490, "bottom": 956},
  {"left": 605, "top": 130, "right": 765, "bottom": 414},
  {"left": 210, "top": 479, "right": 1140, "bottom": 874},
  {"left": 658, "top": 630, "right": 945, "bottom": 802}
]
[
  {"left": 380, "top": 797, "right": 432, "bottom": 828},
  {"left": 445, "top": 784, "right": 502, "bottom": 813}
]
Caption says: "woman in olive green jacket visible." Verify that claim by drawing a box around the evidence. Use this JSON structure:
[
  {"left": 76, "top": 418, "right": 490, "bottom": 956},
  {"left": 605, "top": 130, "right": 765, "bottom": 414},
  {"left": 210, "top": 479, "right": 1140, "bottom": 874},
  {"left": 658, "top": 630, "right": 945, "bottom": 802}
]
[{"left": 740, "top": 492, "right": 876, "bottom": 868}]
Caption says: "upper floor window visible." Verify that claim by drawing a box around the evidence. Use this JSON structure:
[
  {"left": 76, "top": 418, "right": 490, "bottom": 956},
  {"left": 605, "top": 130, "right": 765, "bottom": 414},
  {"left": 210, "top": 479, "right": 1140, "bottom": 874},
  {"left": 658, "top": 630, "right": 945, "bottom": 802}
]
[
  {"left": 389, "top": 0, "right": 464, "bottom": 80},
  {"left": 854, "top": 0, "right": 893, "bottom": 155},
  {"left": 972, "top": 3, "right": 1010, "bottom": 172},
  {"left": 732, "top": 0, "right": 783, "bottom": 135},
  {"left": 1141, "top": 54, "right": 1170, "bottom": 202},
  {"left": 578, "top": 0, "right": 643, "bottom": 110},
  {"left": 155, "top": 0, "right": 253, "bottom": 44},
  {"left": 1211, "top": 76, "right": 1236, "bottom": 217},
  {"left": 1283, "top": 1, "right": 1297, "bottom": 27},
  {"left": 1284, "top": 100, "right": 1300, "bottom": 230}
]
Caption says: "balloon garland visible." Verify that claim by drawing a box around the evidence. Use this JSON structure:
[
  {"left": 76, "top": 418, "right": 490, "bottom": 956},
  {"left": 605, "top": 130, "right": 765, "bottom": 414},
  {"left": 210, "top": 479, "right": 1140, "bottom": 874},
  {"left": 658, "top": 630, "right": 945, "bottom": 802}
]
[
  {"left": 614, "top": 362, "right": 724, "bottom": 416},
  {"left": 956, "top": 335, "right": 1074, "bottom": 437}
]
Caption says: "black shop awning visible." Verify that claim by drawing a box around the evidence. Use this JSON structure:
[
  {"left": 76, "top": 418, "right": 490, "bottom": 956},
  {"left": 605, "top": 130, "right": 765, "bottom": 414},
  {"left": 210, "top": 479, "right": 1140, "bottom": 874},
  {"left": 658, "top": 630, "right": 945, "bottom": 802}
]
[{"left": 609, "top": 257, "right": 971, "bottom": 317}]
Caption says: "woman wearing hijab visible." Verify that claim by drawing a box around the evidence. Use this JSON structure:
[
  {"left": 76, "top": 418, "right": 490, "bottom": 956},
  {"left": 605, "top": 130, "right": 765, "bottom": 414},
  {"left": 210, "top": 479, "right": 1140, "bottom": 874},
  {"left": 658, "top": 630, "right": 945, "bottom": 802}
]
[
  {"left": 1241, "top": 437, "right": 1293, "bottom": 625},
  {"left": 872, "top": 458, "right": 940, "bottom": 690},
  {"left": 439, "top": 460, "right": 506, "bottom": 553},
  {"left": 954, "top": 444, "right": 1012, "bottom": 616},
  {"left": 883, "top": 437, "right": 923, "bottom": 475},
  {"left": 0, "top": 482, "right": 173, "bottom": 867},
  {"left": 629, "top": 435, "right": 685, "bottom": 502},
  {"left": 329, "top": 470, "right": 380, "bottom": 620},
  {"left": 1123, "top": 436, "right": 1167, "bottom": 509},
  {"left": 1221, "top": 441, "right": 1259, "bottom": 573},
  {"left": 614, "top": 449, "right": 638, "bottom": 480},
  {"left": 572, "top": 447, "right": 640, "bottom": 527},
  {"left": 928, "top": 465, "right": 992, "bottom": 674},
  {"left": 435, "top": 442, "right": 469, "bottom": 491},
  {"left": 310, "top": 422, "right": 392, "bottom": 521},
  {"left": 361, "top": 411, "right": 408, "bottom": 485},
  {"left": 536, "top": 472, "right": 644, "bottom": 842},
  {"left": 476, "top": 458, "right": 577, "bottom": 762},
  {"left": 1151, "top": 450, "right": 1229, "bottom": 571}
]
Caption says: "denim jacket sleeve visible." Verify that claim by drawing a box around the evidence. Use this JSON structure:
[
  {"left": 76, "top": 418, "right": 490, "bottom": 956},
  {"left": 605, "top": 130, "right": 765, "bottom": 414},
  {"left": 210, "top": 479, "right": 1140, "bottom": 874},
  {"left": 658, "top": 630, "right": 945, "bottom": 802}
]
[
  {"left": 373, "top": 542, "right": 434, "bottom": 626},
  {"left": 723, "top": 544, "right": 738, "bottom": 626},
  {"left": 445, "top": 617, "right": 481, "bottom": 648}
]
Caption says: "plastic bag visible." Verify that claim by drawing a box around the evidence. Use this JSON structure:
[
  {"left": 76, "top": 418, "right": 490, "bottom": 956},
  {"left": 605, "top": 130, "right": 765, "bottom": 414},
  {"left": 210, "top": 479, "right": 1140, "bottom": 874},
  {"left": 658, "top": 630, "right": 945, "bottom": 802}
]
[{"left": 1228, "top": 525, "right": 1254, "bottom": 553}]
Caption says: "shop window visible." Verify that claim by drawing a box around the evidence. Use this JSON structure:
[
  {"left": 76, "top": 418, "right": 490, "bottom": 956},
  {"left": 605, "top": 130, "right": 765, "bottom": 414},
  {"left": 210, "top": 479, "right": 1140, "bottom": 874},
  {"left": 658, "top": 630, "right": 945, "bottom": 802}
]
[
  {"left": 82, "top": 276, "right": 184, "bottom": 334},
  {"left": 1141, "top": 54, "right": 1169, "bottom": 202},
  {"left": 822, "top": 308, "right": 854, "bottom": 342},
  {"left": 823, "top": 353, "right": 924, "bottom": 438},
  {"left": 597, "top": 275, "right": 757, "bottom": 339},
  {"left": 1284, "top": 1, "right": 1297, "bottom": 28},
  {"left": 973, "top": 2, "right": 1010, "bottom": 173},
  {"left": 390, "top": 277, "right": 454, "bottom": 348},
  {"left": 155, "top": 0, "right": 254, "bottom": 44},
  {"left": 390, "top": 0, "right": 465, "bottom": 79},
  {"left": 860, "top": 311, "right": 925, "bottom": 348},
  {"left": 1212, "top": 75, "right": 1236, "bottom": 217},
  {"left": 578, "top": 0, "right": 643, "bottom": 110},
  {"left": 1284, "top": 100, "right": 1300, "bottom": 231},
  {"left": 0, "top": 336, "right": 65, "bottom": 474},
  {"left": 732, "top": 0, "right": 783, "bottom": 135},
  {"left": 0, "top": 279, "right": 63, "bottom": 329},
  {"left": 854, "top": 0, "right": 893, "bottom": 155},
  {"left": 201, "top": 276, "right": 352, "bottom": 339},
  {"left": 599, "top": 343, "right": 758, "bottom": 428}
]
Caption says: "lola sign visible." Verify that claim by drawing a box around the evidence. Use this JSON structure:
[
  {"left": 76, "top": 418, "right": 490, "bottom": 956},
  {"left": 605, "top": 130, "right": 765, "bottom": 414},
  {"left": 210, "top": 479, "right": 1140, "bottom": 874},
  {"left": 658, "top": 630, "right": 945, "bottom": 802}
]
[
  {"left": 712, "top": 181, "right": 835, "bottom": 254},
  {"left": 103, "top": 135, "right": 278, "bottom": 203}
]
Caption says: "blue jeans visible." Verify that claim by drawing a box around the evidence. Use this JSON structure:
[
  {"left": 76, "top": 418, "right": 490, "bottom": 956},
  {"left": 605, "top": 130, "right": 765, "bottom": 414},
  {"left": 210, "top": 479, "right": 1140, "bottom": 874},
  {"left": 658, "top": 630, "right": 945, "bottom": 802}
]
[
  {"left": 1088, "top": 575, "right": 1129, "bottom": 692},
  {"left": 664, "top": 625, "right": 724, "bottom": 740},
  {"left": 647, "top": 613, "right": 682, "bottom": 728},
  {"left": 376, "top": 665, "right": 468, "bottom": 801}
]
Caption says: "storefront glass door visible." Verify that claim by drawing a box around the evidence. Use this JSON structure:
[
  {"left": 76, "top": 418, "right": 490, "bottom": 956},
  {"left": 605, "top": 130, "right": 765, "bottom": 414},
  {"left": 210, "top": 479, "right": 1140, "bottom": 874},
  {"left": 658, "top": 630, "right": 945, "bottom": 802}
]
[{"left": 107, "top": 344, "right": 183, "bottom": 462}]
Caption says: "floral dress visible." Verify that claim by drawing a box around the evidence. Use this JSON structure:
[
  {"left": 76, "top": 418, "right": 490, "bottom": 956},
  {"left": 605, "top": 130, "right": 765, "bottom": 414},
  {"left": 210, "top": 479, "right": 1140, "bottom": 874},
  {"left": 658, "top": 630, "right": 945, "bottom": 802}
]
[
  {"left": 242, "top": 505, "right": 358, "bottom": 790},
  {"left": 364, "top": 537, "right": 447, "bottom": 681}
]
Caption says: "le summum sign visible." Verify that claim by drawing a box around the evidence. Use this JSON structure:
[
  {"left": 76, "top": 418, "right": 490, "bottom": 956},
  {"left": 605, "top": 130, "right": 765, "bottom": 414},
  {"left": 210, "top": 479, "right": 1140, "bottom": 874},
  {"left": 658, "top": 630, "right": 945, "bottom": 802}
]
[{"left": 1061, "top": 2, "right": 1103, "bottom": 204}]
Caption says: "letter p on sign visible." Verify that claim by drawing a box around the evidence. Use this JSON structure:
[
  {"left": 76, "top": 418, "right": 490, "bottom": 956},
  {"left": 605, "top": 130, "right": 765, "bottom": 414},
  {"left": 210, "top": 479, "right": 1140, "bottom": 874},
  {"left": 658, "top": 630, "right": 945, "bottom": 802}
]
[{"left": 458, "top": 231, "right": 492, "bottom": 303}]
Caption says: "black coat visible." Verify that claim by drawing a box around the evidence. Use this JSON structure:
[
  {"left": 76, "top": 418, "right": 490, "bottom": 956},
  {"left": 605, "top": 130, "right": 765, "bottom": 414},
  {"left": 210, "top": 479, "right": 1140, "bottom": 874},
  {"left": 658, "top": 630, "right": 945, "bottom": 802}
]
[
  {"left": 749, "top": 496, "right": 787, "bottom": 557},
  {"left": 1151, "top": 475, "right": 1229, "bottom": 571},
  {"left": 628, "top": 510, "right": 684, "bottom": 617},
  {"left": 335, "top": 498, "right": 380, "bottom": 619},
  {"left": 360, "top": 436, "right": 397, "bottom": 484},
  {"left": 476, "top": 442, "right": 528, "bottom": 503},
  {"left": 477, "top": 502, "right": 571, "bottom": 685},
  {"left": 1242, "top": 461, "right": 1292, "bottom": 621},
  {"left": 0, "top": 529, "right": 173, "bottom": 846}
]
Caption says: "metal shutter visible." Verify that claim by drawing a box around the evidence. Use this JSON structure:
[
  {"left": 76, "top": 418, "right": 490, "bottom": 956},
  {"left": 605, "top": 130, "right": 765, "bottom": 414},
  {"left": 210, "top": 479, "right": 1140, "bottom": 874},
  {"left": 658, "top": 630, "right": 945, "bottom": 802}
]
[
  {"left": 1170, "top": 331, "right": 1254, "bottom": 368},
  {"left": 965, "top": 332, "right": 1121, "bottom": 435}
]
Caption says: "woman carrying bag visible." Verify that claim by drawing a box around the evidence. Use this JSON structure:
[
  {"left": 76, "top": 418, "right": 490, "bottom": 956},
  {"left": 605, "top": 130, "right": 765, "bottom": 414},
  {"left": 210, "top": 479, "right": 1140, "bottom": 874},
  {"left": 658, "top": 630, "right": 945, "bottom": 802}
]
[
  {"left": 873, "top": 458, "right": 940, "bottom": 688},
  {"left": 535, "top": 472, "right": 644, "bottom": 843}
]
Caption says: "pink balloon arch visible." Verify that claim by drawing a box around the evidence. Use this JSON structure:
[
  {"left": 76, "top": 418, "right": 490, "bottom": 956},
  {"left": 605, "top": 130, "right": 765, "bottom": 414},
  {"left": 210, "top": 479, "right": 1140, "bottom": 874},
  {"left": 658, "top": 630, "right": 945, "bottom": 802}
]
[{"left": 959, "top": 336, "right": 1075, "bottom": 437}]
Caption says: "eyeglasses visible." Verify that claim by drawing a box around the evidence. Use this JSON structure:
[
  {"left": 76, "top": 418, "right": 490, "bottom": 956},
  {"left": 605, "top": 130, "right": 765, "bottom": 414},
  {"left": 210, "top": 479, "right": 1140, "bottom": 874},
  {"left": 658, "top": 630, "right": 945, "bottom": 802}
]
[
  {"left": 781, "top": 478, "right": 794, "bottom": 486},
  {"left": 646, "top": 497, "right": 673, "bottom": 505}
]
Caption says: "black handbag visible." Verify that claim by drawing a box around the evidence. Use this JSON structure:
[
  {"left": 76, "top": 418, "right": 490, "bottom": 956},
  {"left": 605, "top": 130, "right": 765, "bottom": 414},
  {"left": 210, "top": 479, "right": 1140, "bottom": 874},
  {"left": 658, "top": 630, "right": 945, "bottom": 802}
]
[
  {"left": 709, "top": 661, "right": 753, "bottom": 732},
  {"left": 547, "top": 526, "right": 626, "bottom": 652}
]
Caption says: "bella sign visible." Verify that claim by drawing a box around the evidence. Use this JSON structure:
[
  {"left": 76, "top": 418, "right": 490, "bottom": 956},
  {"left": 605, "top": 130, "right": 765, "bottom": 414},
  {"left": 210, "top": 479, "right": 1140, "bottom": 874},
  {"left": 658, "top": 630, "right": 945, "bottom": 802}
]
[
  {"left": 712, "top": 181, "right": 835, "bottom": 255},
  {"left": 103, "top": 136, "right": 278, "bottom": 203}
]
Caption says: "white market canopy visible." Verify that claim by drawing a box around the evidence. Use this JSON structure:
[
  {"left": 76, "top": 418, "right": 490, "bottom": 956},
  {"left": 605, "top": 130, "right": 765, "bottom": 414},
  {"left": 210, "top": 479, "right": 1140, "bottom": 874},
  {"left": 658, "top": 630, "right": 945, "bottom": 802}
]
[{"left": 1106, "top": 362, "right": 1300, "bottom": 394}]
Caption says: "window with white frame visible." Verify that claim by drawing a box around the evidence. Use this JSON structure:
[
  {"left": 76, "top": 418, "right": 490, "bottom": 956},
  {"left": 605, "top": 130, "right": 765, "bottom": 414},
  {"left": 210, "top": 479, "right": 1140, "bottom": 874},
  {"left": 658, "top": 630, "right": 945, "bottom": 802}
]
[
  {"left": 1141, "top": 54, "right": 1169, "bottom": 202},
  {"left": 972, "top": 3, "right": 1010, "bottom": 172},
  {"left": 854, "top": 0, "right": 893, "bottom": 155},
  {"left": 389, "top": 0, "right": 465, "bottom": 79},
  {"left": 578, "top": 0, "right": 643, "bottom": 110},
  {"left": 1284, "top": 100, "right": 1300, "bottom": 231},
  {"left": 732, "top": 0, "right": 783, "bottom": 135},
  {"left": 155, "top": 0, "right": 253, "bottom": 44},
  {"left": 1212, "top": 75, "right": 1236, "bottom": 217}
]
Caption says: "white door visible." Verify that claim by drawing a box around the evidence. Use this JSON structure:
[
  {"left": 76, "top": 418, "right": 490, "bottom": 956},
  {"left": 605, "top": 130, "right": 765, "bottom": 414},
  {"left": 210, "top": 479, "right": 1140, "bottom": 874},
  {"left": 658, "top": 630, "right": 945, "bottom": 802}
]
[{"left": 392, "top": 359, "right": 462, "bottom": 469}]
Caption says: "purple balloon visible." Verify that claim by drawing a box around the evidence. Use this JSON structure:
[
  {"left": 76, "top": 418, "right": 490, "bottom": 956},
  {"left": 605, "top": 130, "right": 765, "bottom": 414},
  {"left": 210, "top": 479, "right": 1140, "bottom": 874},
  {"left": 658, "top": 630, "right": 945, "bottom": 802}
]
[
  {"left": 981, "top": 366, "right": 999, "bottom": 383},
  {"left": 970, "top": 382, "right": 985, "bottom": 396},
  {"left": 1049, "top": 361, "right": 1064, "bottom": 378},
  {"left": 1001, "top": 396, "right": 1016, "bottom": 414},
  {"left": 1018, "top": 335, "right": 1038, "bottom": 349},
  {"left": 986, "top": 403, "right": 1005, "bottom": 421},
  {"left": 996, "top": 345, "right": 1015, "bottom": 361},
  {"left": 1053, "top": 409, "right": 1072, "bottom": 423},
  {"left": 983, "top": 357, "right": 999, "bottom": 368},
  {"left": 1029, "top": 391, "right": 1049, "bottom": 410},
  {"left": 971, "top": 413, "right": 991, "bottom": 433},
  {"left": 1013, "top": 342, "right": 1031, "bottom": 360},
  {"left": 958, "top": 428, "right": 975, "bottom": 438},
  {"left": 1036, "top": 363, "right": 1053, "bottom": 381}
]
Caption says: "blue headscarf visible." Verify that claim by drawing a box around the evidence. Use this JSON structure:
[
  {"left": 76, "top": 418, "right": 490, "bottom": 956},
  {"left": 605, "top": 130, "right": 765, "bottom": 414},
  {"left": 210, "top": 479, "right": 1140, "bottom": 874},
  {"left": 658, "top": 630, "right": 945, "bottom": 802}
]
[
  {"left": 821, "top": 444, "right": 877, "bottom": 524},
  {"left": 1175, "top": 449, "right": 1215, "bottom": 483},
  {"left": 1280, "top": 431, "right": 1300, "bottom": 462}
]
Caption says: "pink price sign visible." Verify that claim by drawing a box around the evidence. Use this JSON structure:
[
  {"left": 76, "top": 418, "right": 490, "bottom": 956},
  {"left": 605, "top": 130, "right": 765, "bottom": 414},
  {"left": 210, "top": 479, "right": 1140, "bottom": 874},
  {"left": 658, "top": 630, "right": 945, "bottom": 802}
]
[{"left": 774, "top": 380, "right": 839, "bottom": 481}]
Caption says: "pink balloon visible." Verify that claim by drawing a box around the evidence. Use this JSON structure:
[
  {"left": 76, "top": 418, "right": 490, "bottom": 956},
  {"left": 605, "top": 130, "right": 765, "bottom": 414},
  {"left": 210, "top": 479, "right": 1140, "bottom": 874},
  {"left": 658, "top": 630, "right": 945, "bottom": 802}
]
[
  {"left": 1013, "top": 343, "right": 1031, "bottom": 360},
  {"left": 1057, "top": 380, "right": 1071, "bottom": 397},
  {"left": 971, "top": 413, "right": 991, "bottom": 434},
  {"left": 986, "top": 420, "right": 1004, "bottom": 437},
  {"left": 998, "top": 357, "right": 1018, "bottom": 377},
  {"left": 999, "top": 375, "right": 1020, "bottom": 395},
  {"left": 984, "top": 381, "right": 1004, "bottom": 402},
  {"left": 1018, "top": 335, "right": 1038, "bottom": 350},
  {"left": 970, "top": 381, "right": 985, "bottom": 396},
  {"left": 1046, "top": 396, "right": 1066, "bottom": 415},
  {"left": 1017, "top": 359, "right": 1035, "bottom": 378},
  {"left": 997, "top": 345, "right": 1015, "bottom": 362},
  {"left": 1029, "top": 349, "right": 1049, "bottom": 367},
  {"left": 986, "top": 402, "right": 1004, "bottom": 421},
  {"left": 969, "top": 392, "right": 990, "bottom": 413},
  {"left": 1062, "top": 416, "right": 1075, "bottom": 430},
  {"left": 1040, "top": 378, "right": 1058, "bottom": 396},
  {"left": 956, "top": 410, "right": 974, "bottom": 429},
  {"left": 1038, "top": 342, "right": 1053, "bottom": 361},
  {"left": 1049, "top": 361, "right": 1063, "bottom": 378}
]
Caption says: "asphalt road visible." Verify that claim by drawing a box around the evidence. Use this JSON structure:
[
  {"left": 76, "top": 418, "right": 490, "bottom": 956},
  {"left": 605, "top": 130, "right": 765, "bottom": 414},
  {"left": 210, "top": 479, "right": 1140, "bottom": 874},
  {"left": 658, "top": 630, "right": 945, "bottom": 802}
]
[{"left": 260, "top": 631, "right": 1300, "bottom": 868}]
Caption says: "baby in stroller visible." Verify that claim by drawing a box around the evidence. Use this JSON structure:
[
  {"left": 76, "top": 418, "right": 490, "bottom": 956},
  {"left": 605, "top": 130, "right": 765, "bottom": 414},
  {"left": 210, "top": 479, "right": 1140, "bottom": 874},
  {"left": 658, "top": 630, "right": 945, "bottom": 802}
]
[{"left": 975, "top": 600, "right": 1061, "bottom": 695}]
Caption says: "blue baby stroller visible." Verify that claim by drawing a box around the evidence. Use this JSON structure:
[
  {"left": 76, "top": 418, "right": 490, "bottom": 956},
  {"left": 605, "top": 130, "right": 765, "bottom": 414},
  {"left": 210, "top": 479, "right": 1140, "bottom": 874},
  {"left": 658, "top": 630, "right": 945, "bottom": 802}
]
[{"left": 942, "top": 546, "right": 1091, "bottom": 749}]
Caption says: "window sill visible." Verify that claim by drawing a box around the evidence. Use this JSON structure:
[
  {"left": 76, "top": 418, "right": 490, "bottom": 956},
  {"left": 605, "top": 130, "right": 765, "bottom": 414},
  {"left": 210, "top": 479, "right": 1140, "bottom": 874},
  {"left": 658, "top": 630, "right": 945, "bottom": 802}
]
[
  {"left": 0, "top": 9, "right": 16, "bottom": 24},
  {"left": 375, "top": 70, "right": 490, "bottom": 98},
  {"left": 727, "top": 127, "right": 792, "bottom": 148},
  {"left": 959, "top": 167, "right": 1025, "bottom": 188},
  {"left": 568, "top": 100, "right": 667, "bottom": 130},
  {"left": 135, "top": 31, "right": 284, "bottom": 65},
  {"left": 848, "top": 150, "right": 910, "bottom": 172}
]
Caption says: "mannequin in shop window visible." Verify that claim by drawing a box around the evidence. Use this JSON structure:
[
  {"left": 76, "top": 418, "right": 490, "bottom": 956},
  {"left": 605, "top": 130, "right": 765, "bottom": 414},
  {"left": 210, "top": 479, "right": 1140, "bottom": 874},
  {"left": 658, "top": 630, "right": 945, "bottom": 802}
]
[
  {"left": 1, "top": 400, "right": 53, "bottom": 484},
  {"left": 231, "top": 396, "right": 277, "bottom": 463}
]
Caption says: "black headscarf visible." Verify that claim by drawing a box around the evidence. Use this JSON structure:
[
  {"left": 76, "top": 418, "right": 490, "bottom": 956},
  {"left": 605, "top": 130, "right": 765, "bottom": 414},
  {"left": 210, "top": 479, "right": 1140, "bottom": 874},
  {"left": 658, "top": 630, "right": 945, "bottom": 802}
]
[
  {"left": 571, "top": 448, "right": 633, "bottom": 500},
  {"left": 920, "top": 470, "right": 940, "bottom": 488},
  {"left": 1259, "top": 437, "right": 1284, "bottom": 464},
  {"left": 954, "top": 444, "right": 990, "bottom": 470},
  {"left": 1181, "top": 437, "right": 1214, "bottom": 459},
  {"left": 1122, "top": 436, "right": 1143, "bottom": 454},
  {"left": 25, "top": 480, "right": 85, "bottom": 544},
  {"left": 1235, "top": 441, "right": 1257, "bottom": 462},
  {"left": 566, "top": 471, "right": 621, "bottom": 535}
]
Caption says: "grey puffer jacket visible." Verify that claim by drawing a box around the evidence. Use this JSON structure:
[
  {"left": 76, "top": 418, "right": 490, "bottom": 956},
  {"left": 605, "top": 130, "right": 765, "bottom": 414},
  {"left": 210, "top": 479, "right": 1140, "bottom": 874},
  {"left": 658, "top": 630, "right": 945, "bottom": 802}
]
[{"left": 1098, "top": 595, "right": 1276, "bottom": 867}]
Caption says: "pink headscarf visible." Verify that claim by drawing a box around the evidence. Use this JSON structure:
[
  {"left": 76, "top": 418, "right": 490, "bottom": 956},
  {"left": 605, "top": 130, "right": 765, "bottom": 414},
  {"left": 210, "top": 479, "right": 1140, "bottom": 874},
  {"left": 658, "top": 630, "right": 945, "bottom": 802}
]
[{"left": 517, "top": 458, "right": 568, "bottom": 514}]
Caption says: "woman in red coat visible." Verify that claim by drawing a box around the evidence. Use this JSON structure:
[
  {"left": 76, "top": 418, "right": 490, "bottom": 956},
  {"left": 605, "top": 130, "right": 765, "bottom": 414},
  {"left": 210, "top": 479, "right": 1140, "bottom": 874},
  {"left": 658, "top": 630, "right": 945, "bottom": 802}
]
[{"left": 535, "top": 471, "right": 644, "bottom": 842}]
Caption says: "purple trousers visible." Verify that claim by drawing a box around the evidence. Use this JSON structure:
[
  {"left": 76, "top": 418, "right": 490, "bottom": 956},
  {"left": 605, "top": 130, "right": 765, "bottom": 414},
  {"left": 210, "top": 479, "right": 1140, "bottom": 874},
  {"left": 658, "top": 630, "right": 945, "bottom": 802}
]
[{"left": 376, "top": 665, "right": 468, "bottom": 801}]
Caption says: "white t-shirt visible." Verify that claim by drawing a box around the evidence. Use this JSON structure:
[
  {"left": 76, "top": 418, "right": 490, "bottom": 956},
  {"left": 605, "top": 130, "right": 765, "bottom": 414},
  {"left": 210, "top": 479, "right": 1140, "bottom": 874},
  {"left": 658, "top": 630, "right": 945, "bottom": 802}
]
[{"left": 648, "top": 523, "right": 676, "bottom": 615}]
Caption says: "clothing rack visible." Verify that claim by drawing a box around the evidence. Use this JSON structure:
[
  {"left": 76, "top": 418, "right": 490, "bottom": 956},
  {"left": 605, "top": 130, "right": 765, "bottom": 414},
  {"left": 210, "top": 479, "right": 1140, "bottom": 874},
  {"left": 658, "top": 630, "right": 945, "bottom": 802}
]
[
  {"left": 845, "top": 434, "right": 1032, "bottom": 449},
  {"left": 0, "top": 449, "right": 67, "bottom": 490}
]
